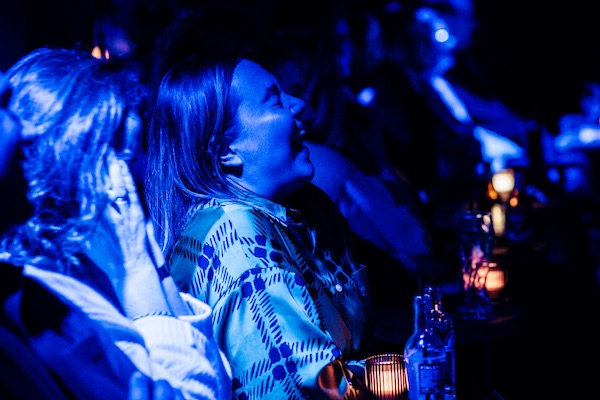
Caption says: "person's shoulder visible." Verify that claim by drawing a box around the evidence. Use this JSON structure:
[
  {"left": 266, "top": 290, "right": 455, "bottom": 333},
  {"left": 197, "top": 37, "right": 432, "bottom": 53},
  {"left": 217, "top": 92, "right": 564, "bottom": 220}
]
[
  {"left": 186, "top": 200, "right": 257, "bottom": 224},
  {"left": 170, "top": 201, "right": 289, "bottom": 281},
  {"left": 181, "top": 200, "right": 280, "bottom": 242}
]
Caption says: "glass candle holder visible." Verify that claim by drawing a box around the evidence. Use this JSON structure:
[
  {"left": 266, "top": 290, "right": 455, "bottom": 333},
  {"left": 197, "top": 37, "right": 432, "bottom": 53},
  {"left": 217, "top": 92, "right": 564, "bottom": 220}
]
[
  {"left": 485, "top": 261, "right": 507, "bottom": 301},
  {"left": 365, "top": 353, "right": 408, "bottom": 400},
  {"left": 455, "top": 210, "right": 496, "bottom": 321}
]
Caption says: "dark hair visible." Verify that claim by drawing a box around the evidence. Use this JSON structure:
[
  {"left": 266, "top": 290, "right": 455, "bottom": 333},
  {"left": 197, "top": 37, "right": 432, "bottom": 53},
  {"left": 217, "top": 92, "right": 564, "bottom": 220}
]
[{"left": 145, "top": 54, "right": 244, "bottom": 252}]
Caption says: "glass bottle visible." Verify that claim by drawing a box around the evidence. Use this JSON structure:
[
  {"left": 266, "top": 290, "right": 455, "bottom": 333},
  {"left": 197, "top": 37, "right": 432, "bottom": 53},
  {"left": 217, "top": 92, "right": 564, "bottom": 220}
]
[
  {"left": 404, "top": 294, "right": 446, "bottom": 400},
  {"left": 425, "top": 285, "right": 457, "bottom": 399},
  {"left": 455, "top": 210, "right": 495, "bottom": 321}
]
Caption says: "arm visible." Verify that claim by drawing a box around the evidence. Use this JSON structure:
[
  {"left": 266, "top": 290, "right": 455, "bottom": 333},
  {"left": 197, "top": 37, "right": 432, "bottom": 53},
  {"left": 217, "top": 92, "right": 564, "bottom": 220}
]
[
  {"left": 308, "top": 142, "right": 433, "bottom": 259},
  {"left": 80, "top": 154, "right": 235, "bottom": 397}
]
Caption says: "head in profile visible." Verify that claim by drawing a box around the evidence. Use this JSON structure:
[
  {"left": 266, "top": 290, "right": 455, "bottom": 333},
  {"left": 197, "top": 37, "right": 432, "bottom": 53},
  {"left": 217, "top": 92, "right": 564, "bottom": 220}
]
[
  {"left": 1, "top": 47, "right": 148, "bottom": 273},
  {"left": 146, "top": 54, "right": 311, "bottom": 252}
]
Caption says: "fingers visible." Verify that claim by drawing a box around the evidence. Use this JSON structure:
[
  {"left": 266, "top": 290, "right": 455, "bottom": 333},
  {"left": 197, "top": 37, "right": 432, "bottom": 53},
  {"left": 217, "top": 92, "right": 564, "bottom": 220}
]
[
  {"left": 119, "top": 158, "right": 141, "bottom": 208},
  {"left": 152, "top": 380, "right": 180, "bottom": 400},
  {"left": 106, "top": 152, "right": 127, "bottom": 201},
  {"left": 105, "top": 152, "right": 144, "bottom": 217},
  {"left": 128, "top": 371, "right": 150, "bottom": 400},
  {"left": 128, "top": 371, "right": 181, "bottom": 400}
]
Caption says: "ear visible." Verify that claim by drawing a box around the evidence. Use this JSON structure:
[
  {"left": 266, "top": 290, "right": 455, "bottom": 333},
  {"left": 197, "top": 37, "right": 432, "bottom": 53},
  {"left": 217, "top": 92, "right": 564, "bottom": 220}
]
[{"left": 220, "top": 147, "right": 243, "bottom": 168}]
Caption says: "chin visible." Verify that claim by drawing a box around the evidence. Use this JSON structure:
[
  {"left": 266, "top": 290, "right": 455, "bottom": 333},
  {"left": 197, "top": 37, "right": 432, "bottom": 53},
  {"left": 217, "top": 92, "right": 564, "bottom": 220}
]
[
  {"left": 301, "top": 161, "right": 315, "bottom": 181},
  {"left": 292, "top": 165, "right": 315, "bottom": 188}
]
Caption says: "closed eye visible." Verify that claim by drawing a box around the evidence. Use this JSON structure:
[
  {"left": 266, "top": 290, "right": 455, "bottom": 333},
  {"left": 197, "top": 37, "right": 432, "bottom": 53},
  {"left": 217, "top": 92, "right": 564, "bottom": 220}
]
[{"left": 263, "top": 84, "right": 283, "bottom": 107}]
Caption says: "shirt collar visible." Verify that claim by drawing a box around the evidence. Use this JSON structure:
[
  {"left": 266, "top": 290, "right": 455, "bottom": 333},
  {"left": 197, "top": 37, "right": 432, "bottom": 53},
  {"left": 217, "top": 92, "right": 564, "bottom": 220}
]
[{"left": 201, "top": 197, "right": 298, "bottom": 226}]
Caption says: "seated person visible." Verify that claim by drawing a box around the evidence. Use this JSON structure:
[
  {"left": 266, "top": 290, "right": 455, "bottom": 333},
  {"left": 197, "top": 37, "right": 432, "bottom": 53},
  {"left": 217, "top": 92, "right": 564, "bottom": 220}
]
[
  {"left": 145, "top": 54, "right": 372, "bottom": 399},
  {"left": 330, "top": 2, "right": 532, "bottom": 262},
  {"left": 246, "top": 25, "right": 447, "bottom": 308},
  {"left": 0, "top": 48, "right": 232, "bottom": 399}
]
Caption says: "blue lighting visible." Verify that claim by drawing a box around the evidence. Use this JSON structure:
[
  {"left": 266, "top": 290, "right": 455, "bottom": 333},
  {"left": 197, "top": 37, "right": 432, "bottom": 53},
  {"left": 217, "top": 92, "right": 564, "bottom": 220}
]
[
  {"left": 434, "top": 28, "right": 450, "bottom": 44},
  {"left": 357, "top": 87, "right": 376, "bottom": 106}
]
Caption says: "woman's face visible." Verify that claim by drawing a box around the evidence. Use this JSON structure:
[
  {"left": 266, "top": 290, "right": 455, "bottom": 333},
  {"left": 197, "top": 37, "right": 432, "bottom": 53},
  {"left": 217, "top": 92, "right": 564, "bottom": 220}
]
[{"left": 226, "top": 59, "right": 314, "bottom": 201}]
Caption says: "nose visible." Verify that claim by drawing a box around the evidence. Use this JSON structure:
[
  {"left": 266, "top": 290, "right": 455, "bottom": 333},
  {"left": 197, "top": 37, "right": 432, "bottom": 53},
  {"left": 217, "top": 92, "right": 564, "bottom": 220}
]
[{"left": 288, "top": 94, "right": 306, "bottom": 117}]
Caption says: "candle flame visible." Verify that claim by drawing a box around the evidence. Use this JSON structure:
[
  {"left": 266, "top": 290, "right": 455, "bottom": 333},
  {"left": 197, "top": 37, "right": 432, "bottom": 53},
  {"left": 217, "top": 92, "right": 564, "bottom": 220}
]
[{"left": 91, "top": 46, "right": 110, "bottom": 60}]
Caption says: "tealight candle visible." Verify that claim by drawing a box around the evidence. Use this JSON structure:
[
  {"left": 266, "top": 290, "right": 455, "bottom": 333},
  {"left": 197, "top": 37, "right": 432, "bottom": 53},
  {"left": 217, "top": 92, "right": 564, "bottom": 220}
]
[
  {"left": 365, "top": 353, "right": 408, "bottom": 400},
  {"left": 485, "top": 263, "right": 505, "bottom": 300}
]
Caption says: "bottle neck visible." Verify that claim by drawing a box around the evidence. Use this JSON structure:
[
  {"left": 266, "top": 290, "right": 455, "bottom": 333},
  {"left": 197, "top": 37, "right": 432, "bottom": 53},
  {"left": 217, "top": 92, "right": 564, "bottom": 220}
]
[{"left": 413, "top": 294, "right": 433, "bottom": 332}]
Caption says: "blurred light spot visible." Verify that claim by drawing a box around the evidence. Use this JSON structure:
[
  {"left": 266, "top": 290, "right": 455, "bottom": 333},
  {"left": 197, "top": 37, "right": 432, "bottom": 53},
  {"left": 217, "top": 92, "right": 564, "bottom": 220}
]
[
  {"left": 579, "top": 126, "right": 600, "bottom": 143},
  {"left": 564, "top": 166, "right": 589, "bottom": 192},
  {"left": 357, "top": 87, "right": 376, "bottom": 106},
  {"left": 546, "top": 167, "right": 561, "bottom": 183},
  {"left": 434, "top": 28, "right": 450, "bottom": 43}
]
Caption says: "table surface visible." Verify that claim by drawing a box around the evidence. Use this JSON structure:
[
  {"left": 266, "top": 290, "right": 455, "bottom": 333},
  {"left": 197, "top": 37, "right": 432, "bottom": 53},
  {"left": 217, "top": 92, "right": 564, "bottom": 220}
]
[
  {"left": 373, "top": 295, "right": 524, "bottom": 347},
  {"left": 372, "top": 296, "right": 525, "bottom": 400}
]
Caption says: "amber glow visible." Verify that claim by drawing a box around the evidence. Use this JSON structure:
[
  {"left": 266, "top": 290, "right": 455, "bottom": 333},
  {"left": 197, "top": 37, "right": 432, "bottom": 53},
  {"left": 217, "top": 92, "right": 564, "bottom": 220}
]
[
  {"left": 366, "top": 354, "right": 408, "bottom": 399},
  {"left": 91, "top": 46, "right": 110, "bottom": 60},
  {"left": 486, "top": 263, "right": 505, "bottom": 300},
  {"left": 486, "top": 265, "right": 505, "bottom": 291},
  {"left": 491, "top": 203, "right": 505, "bottom": 236},
  {"left": 491, "top": 170, "right": 515, "bottom": 203},
  {"left": 487, "top": 181, "right": 499, "bottom": 200}
]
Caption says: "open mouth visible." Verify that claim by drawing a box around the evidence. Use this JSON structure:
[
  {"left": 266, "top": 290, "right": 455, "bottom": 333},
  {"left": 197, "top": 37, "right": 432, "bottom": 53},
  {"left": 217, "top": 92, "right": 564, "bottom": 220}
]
[{"left": 291, "top": 123, "right": 307, "bottom": 151}]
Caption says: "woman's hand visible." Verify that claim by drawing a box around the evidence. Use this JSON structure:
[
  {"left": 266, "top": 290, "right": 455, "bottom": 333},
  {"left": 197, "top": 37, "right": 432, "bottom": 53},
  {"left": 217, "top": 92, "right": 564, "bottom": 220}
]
[
  {"left": 85, "top": 151, "right": 154, "bottom": 280},
  {"left": 105, "top": 152, "right": 153, "bottom": 273},
  {"left": 84, "top": 151, "right": 171, "bottom": 315}
]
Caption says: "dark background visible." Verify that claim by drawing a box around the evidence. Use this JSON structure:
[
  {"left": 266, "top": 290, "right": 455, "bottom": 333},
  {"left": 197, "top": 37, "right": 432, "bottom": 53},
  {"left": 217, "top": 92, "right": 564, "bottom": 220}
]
[
  {"left": 2, "top": 2, "right": 599, "bottom": 399},
  {"left": 2, "top": 0, "right": 600, "bottom": 134}
]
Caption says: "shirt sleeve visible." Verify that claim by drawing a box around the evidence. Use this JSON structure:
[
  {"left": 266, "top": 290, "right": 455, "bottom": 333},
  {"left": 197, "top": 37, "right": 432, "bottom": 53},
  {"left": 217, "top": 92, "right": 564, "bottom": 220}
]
[
  {"left": 132, "top": 295, "right": 232, "bottom": 400},
  {"left": 20, "top": 261, "right": 233, "bottom": 400}
]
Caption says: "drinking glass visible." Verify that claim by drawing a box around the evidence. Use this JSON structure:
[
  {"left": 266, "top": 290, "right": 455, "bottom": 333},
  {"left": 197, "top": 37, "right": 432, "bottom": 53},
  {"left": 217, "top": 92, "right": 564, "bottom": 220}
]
[{"left": 455, "top": 210, "right": 495, "bottom": 321}]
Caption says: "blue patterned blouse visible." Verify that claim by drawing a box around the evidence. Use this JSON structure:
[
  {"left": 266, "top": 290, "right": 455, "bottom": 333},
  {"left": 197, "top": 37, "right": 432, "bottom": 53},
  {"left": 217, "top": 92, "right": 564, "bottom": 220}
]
[{"left": 168, "top": 198, "right": 371, "bottom": 399}]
